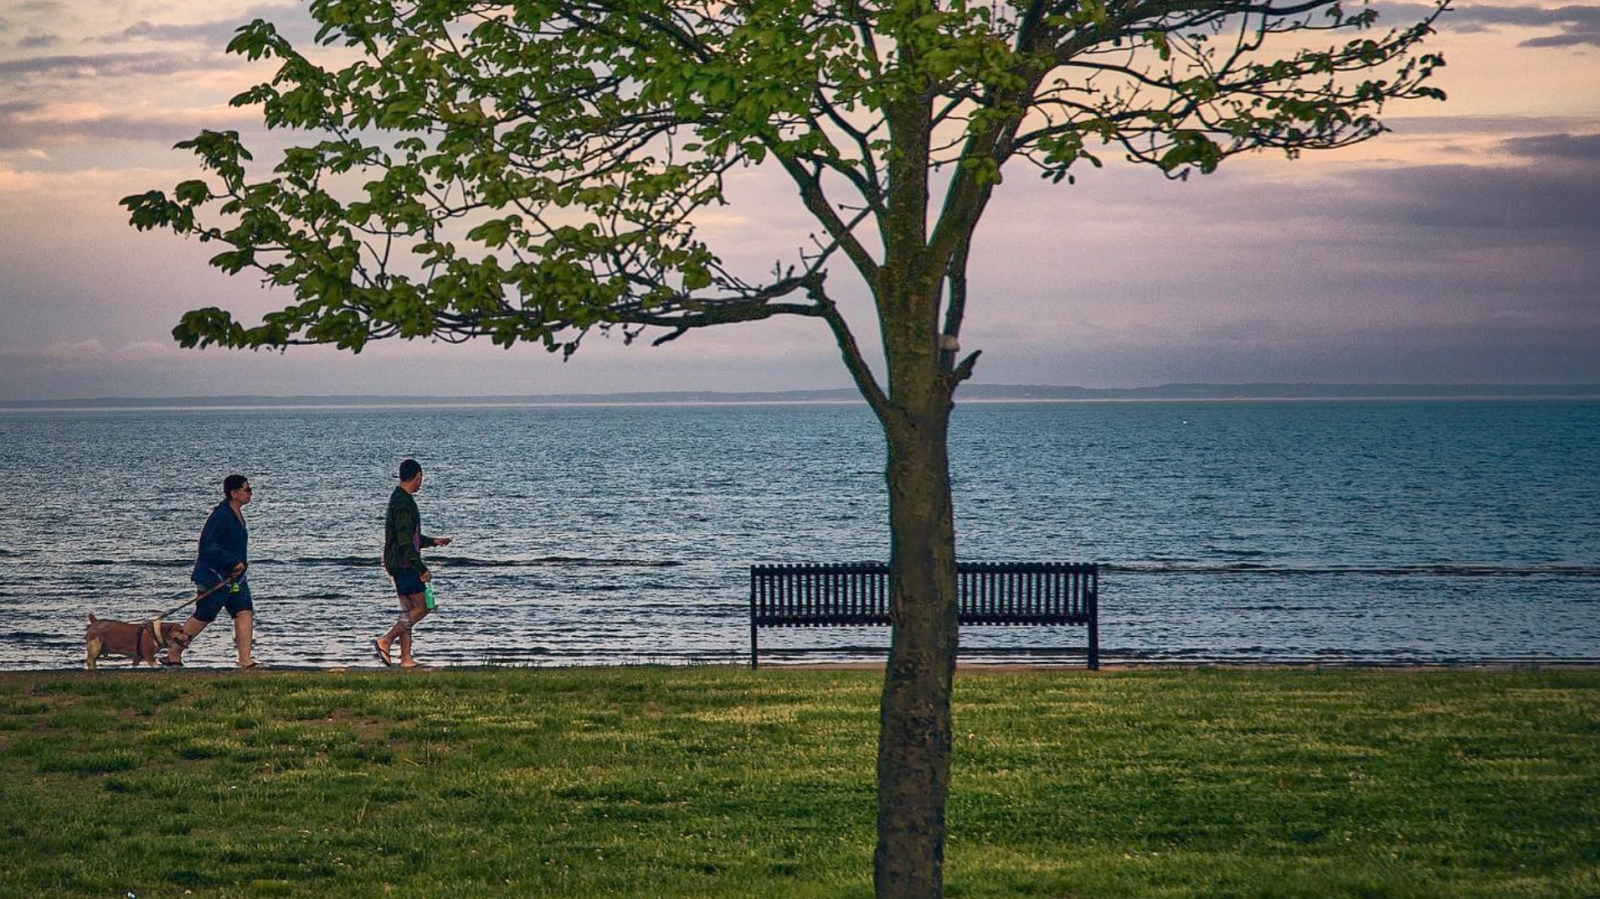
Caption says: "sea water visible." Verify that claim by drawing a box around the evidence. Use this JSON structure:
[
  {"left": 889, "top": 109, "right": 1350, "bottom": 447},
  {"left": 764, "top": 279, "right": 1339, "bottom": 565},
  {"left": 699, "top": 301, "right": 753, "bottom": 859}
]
[{"left": 1, "top": 399, "right": 1596, "bottom": 669}]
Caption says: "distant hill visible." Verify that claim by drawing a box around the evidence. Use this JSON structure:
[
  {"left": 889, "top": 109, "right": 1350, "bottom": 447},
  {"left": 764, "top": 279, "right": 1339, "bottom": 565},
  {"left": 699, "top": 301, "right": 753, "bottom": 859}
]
[{"left": 3, "top": 383, "right": 1598, "bottom": 410}]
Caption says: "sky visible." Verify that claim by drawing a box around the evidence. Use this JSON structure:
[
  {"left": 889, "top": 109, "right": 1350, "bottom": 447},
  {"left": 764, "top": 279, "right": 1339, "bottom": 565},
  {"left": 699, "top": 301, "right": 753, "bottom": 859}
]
[{"left": 0, "top": 1, "right": 1597, "bottom": 400}]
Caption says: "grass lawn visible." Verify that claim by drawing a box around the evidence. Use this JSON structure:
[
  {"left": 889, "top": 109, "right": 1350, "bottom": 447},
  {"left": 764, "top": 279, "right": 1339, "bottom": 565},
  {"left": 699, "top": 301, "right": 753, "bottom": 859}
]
[{"left": 2, "top": 666, "right": 1597, "bottom": 898}]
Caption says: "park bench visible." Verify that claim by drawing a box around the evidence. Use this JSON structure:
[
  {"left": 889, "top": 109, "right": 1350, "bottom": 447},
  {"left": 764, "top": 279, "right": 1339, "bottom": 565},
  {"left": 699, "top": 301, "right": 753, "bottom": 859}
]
[{"left": 749, "top": 561, "right": 1099, "bottom": 669}]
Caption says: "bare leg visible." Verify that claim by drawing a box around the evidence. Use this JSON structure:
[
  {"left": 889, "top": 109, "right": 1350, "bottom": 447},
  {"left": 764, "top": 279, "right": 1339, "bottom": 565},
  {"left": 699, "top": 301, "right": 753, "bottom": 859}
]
[
  {"left": 168, "top": 615, "right": 208, "bottom": 663},
  {"left": 233, "top": 610, "right": 254, "bottom": 667},
  {"left": 400, "top": 600, "right": 433, "bottom": 667},
  {"left": 395, "top": 593, "right": 432, "bottom": 667},
  {"left": 396, "top": 605, "right": 413, "bottom": 665},
  {"left": 378, "top": 594, "right": 431, "bottom": 667},
  {"left": 377, "top": 597, "right": 412, "bottom": 658},
  {"left": 379, "top": 596, "right": 408, "bottom": 660}
]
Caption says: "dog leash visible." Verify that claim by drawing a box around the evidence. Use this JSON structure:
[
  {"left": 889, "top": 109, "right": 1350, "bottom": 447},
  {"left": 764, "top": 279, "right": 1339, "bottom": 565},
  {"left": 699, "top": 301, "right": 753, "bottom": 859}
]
[{"left": 153, "top": 574, "right": 238, "bottom": 622}]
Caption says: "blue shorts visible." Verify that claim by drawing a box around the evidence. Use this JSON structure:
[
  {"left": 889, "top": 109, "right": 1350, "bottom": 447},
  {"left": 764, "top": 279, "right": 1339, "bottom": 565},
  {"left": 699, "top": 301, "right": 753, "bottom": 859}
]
[
  {"left": 194, "top": 580, "right": 252, "bottom": 623},
  {"left": 391, "top": 567, "right": 425, "bottom": 597}
]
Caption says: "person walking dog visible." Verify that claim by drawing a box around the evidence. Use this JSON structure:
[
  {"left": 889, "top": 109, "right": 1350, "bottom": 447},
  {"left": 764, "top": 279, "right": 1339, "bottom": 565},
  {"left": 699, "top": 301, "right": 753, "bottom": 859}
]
[
  {"left": 166, "top": 473, "right": 260, "bottom": 668},
  {"left": 373, "top": 459, "right": 451, "bottom": 668}
]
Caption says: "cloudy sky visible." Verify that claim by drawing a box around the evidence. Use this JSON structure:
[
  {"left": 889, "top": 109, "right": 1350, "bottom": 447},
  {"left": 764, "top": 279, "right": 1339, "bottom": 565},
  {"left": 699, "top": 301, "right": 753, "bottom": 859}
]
[{"left": 1, "top": 1, "right": 1596, "bottom": 399}]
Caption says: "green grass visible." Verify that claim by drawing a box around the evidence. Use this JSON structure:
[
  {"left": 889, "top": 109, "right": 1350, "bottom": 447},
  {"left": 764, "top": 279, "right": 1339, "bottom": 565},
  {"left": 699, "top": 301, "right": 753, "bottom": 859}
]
[{"left": 2, "top": 667, "right": 1597, "bottom": 898}]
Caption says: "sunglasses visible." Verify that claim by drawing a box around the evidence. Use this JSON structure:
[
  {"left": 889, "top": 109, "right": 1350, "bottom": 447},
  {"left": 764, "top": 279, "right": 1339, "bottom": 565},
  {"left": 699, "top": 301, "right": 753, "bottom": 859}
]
[{"left": 235, "top": 485, "right": 253, "bottom": 493}]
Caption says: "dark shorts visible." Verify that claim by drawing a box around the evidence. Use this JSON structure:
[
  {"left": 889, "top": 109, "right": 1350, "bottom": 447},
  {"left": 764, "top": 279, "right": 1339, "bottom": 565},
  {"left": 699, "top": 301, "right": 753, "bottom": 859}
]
[
  {"left": 194, "top": 580, "right": 252, "bottom": 623},
  {"left": 390, "top": 567, "right": 425, "bottom": 597}
]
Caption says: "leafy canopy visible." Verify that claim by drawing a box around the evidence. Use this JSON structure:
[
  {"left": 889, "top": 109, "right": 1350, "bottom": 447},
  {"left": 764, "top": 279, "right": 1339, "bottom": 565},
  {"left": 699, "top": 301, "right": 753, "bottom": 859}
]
[{"left": 124, "top": 0, "right": 1448, "bottom": 374}]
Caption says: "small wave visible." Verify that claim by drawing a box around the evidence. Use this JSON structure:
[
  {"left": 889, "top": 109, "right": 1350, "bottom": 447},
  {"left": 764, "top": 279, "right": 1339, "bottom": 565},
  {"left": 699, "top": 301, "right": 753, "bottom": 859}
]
[
  {"left": 0, "top": 630, "right": 70, "bottom": 643},
  {"left": 71, "top": 558, "right": 188, "bottom": 568},
  {"left": 1105, "top": 563, "right": 1600, "bottom": 578},
  {"left": 1102, "top": 647, "right": 1600, "bottom": 666},
  {"left": 88, "top": 554, "right": 688, "bottom": 569},
  {"left": 269, "top": 555, "right": 382, "bottom": 567},
  {"left": 428, "top": 556, "right": 684, "bottom": 569}
]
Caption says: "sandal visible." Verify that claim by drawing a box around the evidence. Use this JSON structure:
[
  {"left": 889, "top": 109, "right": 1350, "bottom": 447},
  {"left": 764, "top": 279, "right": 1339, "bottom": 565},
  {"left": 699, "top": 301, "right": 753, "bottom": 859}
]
[
  {"left": 371, "top": 639, "right": 393, "bottom": 667},
  {"left": 159, "top": 658, "right": 183, "bottom": 668},
  {"left": 237, "top": 660, "right": 265, "bottom": 669}
]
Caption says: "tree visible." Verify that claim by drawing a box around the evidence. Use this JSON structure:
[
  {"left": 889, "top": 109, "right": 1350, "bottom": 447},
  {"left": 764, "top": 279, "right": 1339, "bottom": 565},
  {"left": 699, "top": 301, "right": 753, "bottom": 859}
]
[{"left": 125, "top": 0, "right": 1448, "bottom": 894}]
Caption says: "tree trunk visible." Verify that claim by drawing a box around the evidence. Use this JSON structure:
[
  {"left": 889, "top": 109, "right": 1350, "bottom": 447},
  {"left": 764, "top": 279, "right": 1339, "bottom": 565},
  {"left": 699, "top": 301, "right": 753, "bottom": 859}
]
[{"left": 873, "top": 390, "right": 959, "bottom": 899}]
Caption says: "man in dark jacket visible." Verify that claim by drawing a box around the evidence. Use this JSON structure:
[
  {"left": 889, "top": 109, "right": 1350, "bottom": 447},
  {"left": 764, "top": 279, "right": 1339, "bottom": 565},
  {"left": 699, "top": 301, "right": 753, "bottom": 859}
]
[
  {"left": 166, "top": 473, "right": 259, "bottom": 668},
  {"left": 373, "top": 458, "right": 451, "bottom": 668}
]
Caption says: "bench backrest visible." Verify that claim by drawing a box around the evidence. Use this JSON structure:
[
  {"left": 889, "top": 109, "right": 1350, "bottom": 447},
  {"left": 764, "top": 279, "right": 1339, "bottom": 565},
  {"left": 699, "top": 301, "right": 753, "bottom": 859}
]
[{"left": 750, "top": 562, "right": 1098, "bottom": 627}]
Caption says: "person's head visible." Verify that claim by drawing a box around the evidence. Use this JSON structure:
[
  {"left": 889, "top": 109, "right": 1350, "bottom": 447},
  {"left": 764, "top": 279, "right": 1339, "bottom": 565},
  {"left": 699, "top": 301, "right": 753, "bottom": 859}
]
[
  {"left": 399, "top": 458, "right": 423, "bottom": 492},
  {"left": 223, "top": 473, "right": 252, "bottom": 506}
]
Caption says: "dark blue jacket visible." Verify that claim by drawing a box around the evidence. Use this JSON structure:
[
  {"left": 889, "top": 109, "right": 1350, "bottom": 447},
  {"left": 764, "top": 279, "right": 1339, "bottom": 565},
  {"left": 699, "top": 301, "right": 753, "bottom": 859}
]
[{"left": 192, "top": 501, "right": 248, "bottom": 588}]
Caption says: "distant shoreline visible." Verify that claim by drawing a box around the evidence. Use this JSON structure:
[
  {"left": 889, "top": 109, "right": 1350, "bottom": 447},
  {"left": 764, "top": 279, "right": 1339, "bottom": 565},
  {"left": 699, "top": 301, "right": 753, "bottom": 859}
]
[{"left": 4, "top": 382, "right": 1599, "bottom": 412}]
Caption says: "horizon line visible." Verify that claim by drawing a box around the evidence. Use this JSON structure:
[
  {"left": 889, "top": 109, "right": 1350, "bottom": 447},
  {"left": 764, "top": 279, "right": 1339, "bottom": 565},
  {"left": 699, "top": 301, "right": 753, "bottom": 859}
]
[{"left": 4, "top": 381, "right": 1600, "bottom": 411}]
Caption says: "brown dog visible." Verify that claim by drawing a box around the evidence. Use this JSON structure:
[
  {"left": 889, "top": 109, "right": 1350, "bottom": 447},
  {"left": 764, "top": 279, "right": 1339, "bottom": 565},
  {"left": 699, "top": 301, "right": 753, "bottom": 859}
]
[{"left": 85, "top": 614, "right": 191, "bottom": 669}]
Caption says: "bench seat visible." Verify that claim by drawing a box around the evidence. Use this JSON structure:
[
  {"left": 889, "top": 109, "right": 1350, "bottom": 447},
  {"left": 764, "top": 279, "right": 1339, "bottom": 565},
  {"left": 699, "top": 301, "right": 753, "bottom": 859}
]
[{"left": 749, "top": 561, "right": 1099, "bottom": 668}]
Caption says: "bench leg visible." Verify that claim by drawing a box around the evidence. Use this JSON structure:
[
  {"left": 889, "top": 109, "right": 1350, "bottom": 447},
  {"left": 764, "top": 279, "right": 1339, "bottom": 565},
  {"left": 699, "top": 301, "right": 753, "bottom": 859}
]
[{"left": 1088, "top": 614, "right": 1100, "bottom": 671}]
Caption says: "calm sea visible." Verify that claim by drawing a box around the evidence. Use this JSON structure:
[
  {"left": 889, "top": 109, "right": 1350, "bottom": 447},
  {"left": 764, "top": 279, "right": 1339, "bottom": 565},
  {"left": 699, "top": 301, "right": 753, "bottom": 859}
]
[{"left": 1, "top": 399, "right": 1596, "bottom": 670}]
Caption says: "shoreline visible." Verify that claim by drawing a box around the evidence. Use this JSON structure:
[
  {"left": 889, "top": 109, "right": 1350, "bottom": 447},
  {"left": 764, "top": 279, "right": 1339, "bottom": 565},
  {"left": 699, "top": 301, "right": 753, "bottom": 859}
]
[{"left": 6, "top": 649, "right": 1593, "bottom": 671}]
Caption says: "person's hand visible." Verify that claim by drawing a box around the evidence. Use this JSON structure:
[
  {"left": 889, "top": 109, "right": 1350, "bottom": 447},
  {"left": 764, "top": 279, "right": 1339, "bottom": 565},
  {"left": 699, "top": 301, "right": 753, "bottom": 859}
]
[
  {"left": 231, "top": 562, "right": 247, "bottom": 576},
  {"left": 420, "top": 571, "right": 432, "bottom": 584},
  {"left": 435, "top": 537, "right": 452, "bottom": 547}
]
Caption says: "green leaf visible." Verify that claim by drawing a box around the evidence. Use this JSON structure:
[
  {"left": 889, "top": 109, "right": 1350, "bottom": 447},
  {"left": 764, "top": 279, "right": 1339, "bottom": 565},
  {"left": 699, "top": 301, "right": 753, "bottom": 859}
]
[{"left": 466, "top": 218, "right": 516, "bottom": 248}]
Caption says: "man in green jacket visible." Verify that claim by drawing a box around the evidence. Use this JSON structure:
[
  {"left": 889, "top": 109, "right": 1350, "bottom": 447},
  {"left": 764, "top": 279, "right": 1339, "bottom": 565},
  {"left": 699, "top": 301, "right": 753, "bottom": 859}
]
[{"left": 373, "top": 458, "right": 452, "bottom": 668}]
